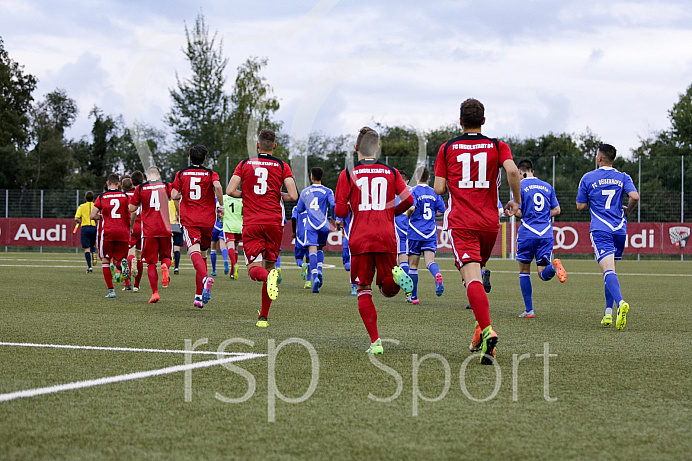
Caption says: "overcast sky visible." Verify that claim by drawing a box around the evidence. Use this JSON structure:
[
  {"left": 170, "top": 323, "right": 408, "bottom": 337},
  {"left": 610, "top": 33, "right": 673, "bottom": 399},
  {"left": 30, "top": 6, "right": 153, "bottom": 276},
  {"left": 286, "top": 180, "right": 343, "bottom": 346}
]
[{"left": 2, "top": 0, "right": 692, "bottom": 157}]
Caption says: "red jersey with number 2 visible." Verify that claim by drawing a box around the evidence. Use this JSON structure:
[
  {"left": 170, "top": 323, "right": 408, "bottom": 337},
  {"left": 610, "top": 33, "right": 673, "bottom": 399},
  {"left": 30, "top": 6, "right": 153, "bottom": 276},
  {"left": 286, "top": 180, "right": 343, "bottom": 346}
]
[
  {"left": 130, "top": 181, "right": 173, "bottom": 238},
  {"left": 435, "top": 133, "right": 513, "bottom": 232},
  {"left": 94, "top": 190, "right": 130, "bottom": 242},
  {"left": 233, "top": 154, "right": 293, "bottom": 227},
  {"left": 335, "top": 160, "right": 410, "bottom": 255},
  {"left": 172, "top": 166, "right": 220, "bottom": 228}
]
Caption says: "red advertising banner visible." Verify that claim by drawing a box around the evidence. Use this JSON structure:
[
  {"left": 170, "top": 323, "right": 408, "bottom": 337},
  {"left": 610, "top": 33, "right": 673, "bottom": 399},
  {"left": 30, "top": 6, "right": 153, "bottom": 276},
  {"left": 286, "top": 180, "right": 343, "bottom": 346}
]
[
  {"left": 662, "top": 223, "right": 692, "bottom": 254},
  {"left": 0, "top": 218, "right": 82, "bottom": 247},
  {"left": 548, "top": 222, "right": 662, "bottom": 255}
]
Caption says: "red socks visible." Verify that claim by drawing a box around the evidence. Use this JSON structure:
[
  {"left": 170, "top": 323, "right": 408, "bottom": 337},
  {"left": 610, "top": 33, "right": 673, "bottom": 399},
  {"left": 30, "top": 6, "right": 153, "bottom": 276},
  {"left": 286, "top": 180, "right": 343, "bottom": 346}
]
[
  {"left": 260, "top": 282, "right": 272, "bottom": 318},
  {"left": 248, "top": 265, "right": 269, "bottom": 282},
  {"left": 147, "top": 263, "right": 158, "bottom": 294},
  {"left": 190, "top": 251, "right": 208, "bottom": 295},
  {"left": 357, "top": 289, "right": 379, "bottom": 342},
  {"left": 229, "top": 249, "right": 238, "bottom": 269},
  {"left": 467, "top": 279, "right": 491, "bottom": 330},
  {"left": 102, "top": 263, "right": 113, "bottom": 289},
  {"left": 135, "top": 260, "right": 144, "bottom": 287},
  {"left": 380, "top": 276, "right": 400, "bottom": 298}
]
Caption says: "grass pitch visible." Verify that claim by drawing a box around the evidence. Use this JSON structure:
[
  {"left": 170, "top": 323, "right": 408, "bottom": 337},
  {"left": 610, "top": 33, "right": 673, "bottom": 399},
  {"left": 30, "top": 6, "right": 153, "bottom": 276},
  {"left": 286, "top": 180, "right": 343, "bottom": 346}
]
[{"left": 0, "top": 253, "right": 690, "bottom": 460}]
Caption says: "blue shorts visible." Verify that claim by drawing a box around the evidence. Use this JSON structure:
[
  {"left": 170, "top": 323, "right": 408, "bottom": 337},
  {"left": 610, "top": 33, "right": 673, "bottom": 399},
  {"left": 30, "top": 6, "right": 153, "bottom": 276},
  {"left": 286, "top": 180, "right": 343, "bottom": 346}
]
[
  {"left": 407, "top": 238, "right": 437, "bottom": 256},
  {"left": 342, "top": 245, "right": 351, "bottom": 266},
  {"left": 80, "top": 226, "right": 97, "bottom": 249},
  {"left": 397, "top": 230, "right": 408, "bottom": 255},
  {"left": 212, "top": 225, "right": 225, "bottom": 242},
  {"left": 295, "top": 244, "right": 308, "bottom": 261},
  {"left": 590, "top": 231, "right": 626, "bottom": 262},
  {"left": 306, "top": 226, "right": 329, "bottom": 248},
  {"left": 516, "top": 237, "right": 553, "bottom": 266}
]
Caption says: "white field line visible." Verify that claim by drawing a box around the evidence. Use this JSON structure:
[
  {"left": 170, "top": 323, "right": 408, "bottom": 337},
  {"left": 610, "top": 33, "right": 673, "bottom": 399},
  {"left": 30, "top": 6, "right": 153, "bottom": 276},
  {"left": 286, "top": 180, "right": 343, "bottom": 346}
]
[
  {"left": 0, "top": 342, "right": 250, "bottom": 356},
  {"left": 0, "top": 353, "right": 265, "bottom": 403},
  {"left": 436, "top": 269, "right": 692, "bottom": 277}
]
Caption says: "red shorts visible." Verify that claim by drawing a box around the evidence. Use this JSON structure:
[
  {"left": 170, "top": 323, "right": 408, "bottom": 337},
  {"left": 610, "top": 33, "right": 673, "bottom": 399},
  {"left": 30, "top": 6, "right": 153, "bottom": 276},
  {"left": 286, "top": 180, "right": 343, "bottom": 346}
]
[
  {"left": 242, "top": 224, "right": 282, "bottom": 264},
  {"left": 141, "top": 236, "right": 173, "bottom": 264},
  {"left": 100, "top": 240, "right": 129, "bottom": 261},
  {"left": 350, "top": 252, "right": 397, "bottom": 287},
  {"left": 182, "top": 226, "right": 213, "bottom": 251},
  {"left": 448, "top": 228, "right": 498, "bottom": 267},
  {"left": 224, "top": 232, "right": 243, "bottom": 242},
  {"left": 129, "top": 231, "right": 142, "bottom": 250}
]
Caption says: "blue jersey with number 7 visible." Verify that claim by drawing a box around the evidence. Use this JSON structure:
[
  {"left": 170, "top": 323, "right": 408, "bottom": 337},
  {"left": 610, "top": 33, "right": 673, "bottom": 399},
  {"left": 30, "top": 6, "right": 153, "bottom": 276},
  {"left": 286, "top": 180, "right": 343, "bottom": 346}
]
[{"left": 576, "top": 166, "right": 637, "bottom": 234}]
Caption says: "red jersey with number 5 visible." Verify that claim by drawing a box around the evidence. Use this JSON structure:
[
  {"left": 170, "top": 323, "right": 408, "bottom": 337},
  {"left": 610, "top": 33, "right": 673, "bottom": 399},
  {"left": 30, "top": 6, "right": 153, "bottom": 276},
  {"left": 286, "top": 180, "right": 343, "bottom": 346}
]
[
  {"left": 435, "top": 133, "right": 513, "bottom": 232},
  {"left": 335, "top": 159, "right": 410, "bottom": 255},
  {"left": 172, "top": 166, "right": 220, "bottom": 228},
  {"left": 233, "top": 154, "right": 293, "bottom": 226},
  {"left": 130, "top": 181, "right": 172, "bottom": 237},
  {"left": 94, "top": 189, "right": 130, "bottom": 242}
]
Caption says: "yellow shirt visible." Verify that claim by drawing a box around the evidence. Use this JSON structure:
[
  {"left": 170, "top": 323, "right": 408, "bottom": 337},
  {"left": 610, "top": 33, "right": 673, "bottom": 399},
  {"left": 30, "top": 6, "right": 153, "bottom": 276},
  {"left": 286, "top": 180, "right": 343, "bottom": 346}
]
[
  {"left": 75, "top": 202, "right": 96, "bottom": 227},
  {"left": 169, "top": 200, "right": 179, "bottom": 224}
]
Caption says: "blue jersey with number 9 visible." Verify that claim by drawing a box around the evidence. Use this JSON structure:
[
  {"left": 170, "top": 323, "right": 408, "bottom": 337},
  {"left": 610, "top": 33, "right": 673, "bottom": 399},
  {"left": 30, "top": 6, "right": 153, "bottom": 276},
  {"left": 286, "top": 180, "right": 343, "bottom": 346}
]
[{"left": 518, "top": 177, "right": 559, "bottom": 240}]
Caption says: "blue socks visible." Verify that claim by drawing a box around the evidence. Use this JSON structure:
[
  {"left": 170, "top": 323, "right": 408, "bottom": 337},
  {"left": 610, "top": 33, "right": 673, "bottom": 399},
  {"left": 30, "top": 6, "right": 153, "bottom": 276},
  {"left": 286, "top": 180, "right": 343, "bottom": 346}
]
[
  {"left": 210, "top": 250, "right": 217, "bottom": 272},
  {"left": 539, "top": 264, "right": 556, "bottom": 281},
  {"left": 317, "top": 251, "right": 324, "bottom": 274},
  {"left": 221, "top": 248, "right": 229, "bottom": 264},
  {"left": 604, "top": 284, "right": 615, "bottom": 316},
  {"left": 276, "top": 255, "right": 281, "bottom": 268},
  {"left": 409, "top": 269, "right": 419, "bottom": 297},
  {"left": 399, "top": 261, "right": 409, "bottom": 275},
  {"left": 427, "top": 262, "right": 440, "bottom": 277},
  {"left": 309, "top": 252, "right": 318, "bottom": 279},
  {"left": 519, "top": 273, "right": 533, "bottom": 312},
  {"left": 604, "top": 270, "right": 623, "bottom": 306}
]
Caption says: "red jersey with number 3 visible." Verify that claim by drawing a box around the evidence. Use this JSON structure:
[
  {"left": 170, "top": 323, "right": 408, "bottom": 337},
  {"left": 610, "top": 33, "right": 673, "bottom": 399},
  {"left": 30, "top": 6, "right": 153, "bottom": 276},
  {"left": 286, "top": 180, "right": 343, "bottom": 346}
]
[
  {"left": 335, "top": 159, "right": 410, "bottom": 255},
  {"left": 130, "top": 181, "right": 173, "bottom": 237},
  {"left": 94, "top": 189, "right": 130, "bottom": 242},
  {"left": 233, "top": 154, "right": 293, "bottom": 227},
  {"left": 172, "top": 166, "right": 220, "bottom": 228},
  {"left": 435, "top": 133, "right": 513, "bottom": 232}
]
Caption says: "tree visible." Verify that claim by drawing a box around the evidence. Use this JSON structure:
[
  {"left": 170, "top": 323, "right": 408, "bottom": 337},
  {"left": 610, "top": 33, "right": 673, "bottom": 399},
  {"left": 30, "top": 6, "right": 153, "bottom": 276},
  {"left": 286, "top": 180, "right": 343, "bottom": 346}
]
[
  {"left": 166, "top": 12, "right": 230, "bottom": 171},
  {"left": 0, "top": 37, "right": 37, "bottom": 188},
  {"left": 669, "top": 83, "right": 692, "bottom": 152}
]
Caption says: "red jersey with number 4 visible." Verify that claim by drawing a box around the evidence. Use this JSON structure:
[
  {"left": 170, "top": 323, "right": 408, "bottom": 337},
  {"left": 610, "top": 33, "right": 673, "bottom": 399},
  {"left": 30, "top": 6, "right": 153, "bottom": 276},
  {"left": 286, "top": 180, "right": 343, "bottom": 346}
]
[
  {"left": 335, "top": 160, "right": 410, "bottom": 255},
  {"left": 172, "top": 166, "right": 220, "bottom": 228},
  {"left": 435, "top": 133, "right": 513, "bottom": 232},
  {"left": 130, "top": 181, "right": 173, "bottom": 238},
  {"left": 94, "top": 189, "right": 130, "bottom": 242},
  {"left": 233, "top": 154, "right": 293, "bottom": 227}
]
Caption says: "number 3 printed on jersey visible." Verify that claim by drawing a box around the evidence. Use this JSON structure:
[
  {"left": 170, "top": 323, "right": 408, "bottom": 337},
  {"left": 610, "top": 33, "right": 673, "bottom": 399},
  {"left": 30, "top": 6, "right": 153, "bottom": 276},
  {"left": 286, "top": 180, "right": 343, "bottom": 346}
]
[
  {"left": 254, "top": 167, "right": 268, "bottom": 195},
  {"left": 356, "top": 176, "right": 387, "bottom": 211}
]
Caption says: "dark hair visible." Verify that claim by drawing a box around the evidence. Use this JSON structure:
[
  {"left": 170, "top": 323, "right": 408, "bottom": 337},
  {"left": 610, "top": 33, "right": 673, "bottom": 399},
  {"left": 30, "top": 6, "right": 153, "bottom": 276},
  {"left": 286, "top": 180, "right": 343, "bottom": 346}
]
[
  {"left": 460, "top": 98, "right": 485, "bottom": 129},
  {"left": 517, "top": 158, "right": 534, "bottom": 173},
  {"left": 399, "top": 170, "right": 408, "bottom": 181},
  {"left": 107, "top": 173, "right": 120, "bottom": 186},
  {"left": 121, "top": 177, "right": 133, "bottom": 191},
  {"left": 419, "top": 167, "right": 430, "bottom": 182},
  {"left": 598, "top": 143, "right": 617, "bottom": 163},
  {"left": 131, "top": 170, "right": 145, "bottom": 186},
  {"left": 258, "top": 129, "right": 276, "bottom": 152},
  {"left": 189, "top": 145, "right": 208, "bottom": 165},
  {"left": 85, "top": 190, "right": 94, "bottom": 202},
  {"left": 311, "top": 167, "right": 324, "bottom": 181}
]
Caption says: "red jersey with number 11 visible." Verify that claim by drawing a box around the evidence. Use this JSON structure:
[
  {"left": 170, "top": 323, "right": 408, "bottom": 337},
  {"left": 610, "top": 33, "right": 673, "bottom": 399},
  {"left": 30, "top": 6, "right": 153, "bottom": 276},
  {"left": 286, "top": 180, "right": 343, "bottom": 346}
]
[
  {"left": 233, "top": 154, "right": 293, "bottom": 227},
  {"left": 172, "top": 166, "right": 220, "bottom": 228},
  {"left": 130, "top": 181, "right": 172, "bottom": 237},
  {"left": 94, "top": 189, "right": 130, "bottom": 242}
]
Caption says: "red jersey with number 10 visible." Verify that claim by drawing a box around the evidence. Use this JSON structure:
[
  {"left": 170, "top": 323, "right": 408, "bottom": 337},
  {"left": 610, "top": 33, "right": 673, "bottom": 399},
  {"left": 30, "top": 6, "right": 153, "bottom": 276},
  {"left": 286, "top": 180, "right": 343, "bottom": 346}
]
[
  {"left": 94, "top": 189, "right": 130, "bottom": 242},
  {"left": 172, "top": 166, "right": 220, "bottom": 228},
  {"left": 130, "top": 181, "right": 173, "bottom": 237},
  {"left": 335, "top": 160, "right": 410, "bottom": 255},
  {"left": 435, "top": 133, "right": 513, "bottom": 232},
  {"left": 233, "top": 154, "right": 293, "bottom": 226}
]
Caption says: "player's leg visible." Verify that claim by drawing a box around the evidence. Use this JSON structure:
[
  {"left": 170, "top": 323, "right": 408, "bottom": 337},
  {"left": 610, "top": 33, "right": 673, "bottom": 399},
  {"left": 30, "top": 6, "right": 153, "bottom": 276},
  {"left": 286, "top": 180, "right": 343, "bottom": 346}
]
[
  {"left": 397, "top": 230, "right": 409, "bottom": 275},
  {"left": 100, "top": 242, "right": 116, "bottom": 298},
  {"left": 601, "top": 284, "right": 615, "bottom": 327},
  {"left": 183, "top": 227, "right": 209, "bottom": 307},
  {"left": 308, "top": 238, "right": 322, "bottom": 293},
  {"left": 518, "top": 262, "right": 534, "bottom": 317},
  {"left": 594, "top": 232, "right": 629, "bottom": 329},
  {"left": 233, "top": 233, "right": 242, "bottom": 279},
  {"left": 209, "top": 239, "right": 218, "bottom": 276},
  {"left": 378, "top": 252, "right": 410, "bottom": 298},
  {"left": 217, "top": 236, "right": 229, "bottom": 275},
  {"left": 352, "top": 254, "right": 382, "bottom": 353},
  {"left": 160, "top": 236, "right": 172, "bottom": 289},
  {"left": 343, "top": 243, "right": 356, "bottom": 295},
  {"left": 407, "top": 251, "right": 421, "bottom": 304},
  {"left": 423, "top": 246, "right": 443, "bottom": 297},
  {"left": 81, "top": 228, "right": 93, "bottom": 273}
]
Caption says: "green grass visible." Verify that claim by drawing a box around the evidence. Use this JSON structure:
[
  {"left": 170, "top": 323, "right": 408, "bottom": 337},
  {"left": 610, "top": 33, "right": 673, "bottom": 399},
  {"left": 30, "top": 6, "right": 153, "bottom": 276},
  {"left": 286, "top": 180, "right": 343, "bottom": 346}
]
[{"left": 0, "top": 253, "right": 691, "bottom": 460}]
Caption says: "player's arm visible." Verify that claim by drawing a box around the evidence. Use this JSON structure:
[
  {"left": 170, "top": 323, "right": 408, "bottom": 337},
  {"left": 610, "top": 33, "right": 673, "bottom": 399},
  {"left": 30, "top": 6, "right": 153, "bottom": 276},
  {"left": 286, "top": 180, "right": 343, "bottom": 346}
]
[
  {"left": 433, "top": 176, "right": 447, "bottom": 196},
  {"left": 394, "top": 176, "right": 414, "bottom": 216},
  {"left": 334, "top": 171, "right": 350, "bottom": 218},
  {"left": 503, "top": 159, "right": 522, "bottom": 216},
  {"left": 213, "top": 180, "right": 224, "bottom": 217},
  {"left": 295, "top": 196, "right": 305, "bottom": 213},
  {"left": 405, "top": 205, "right": 415, "bottom": 218},
  {"left": 226, "top": 175, "right": 241, "bottom": 198},
  {"left": 282, "top": 177, "right": 299, "bottom": 201},
  {"left": 576, "top": 202, "right": 587, "bottom": 211},
  {"left": 90, "top": 205, "right": 102, "bottom": 221},
  {"left": 550, "top": 205, "right": 561, "bottom": 217},
  {"left": 624, "top": 190, "right": 640, "bottom": 217}
]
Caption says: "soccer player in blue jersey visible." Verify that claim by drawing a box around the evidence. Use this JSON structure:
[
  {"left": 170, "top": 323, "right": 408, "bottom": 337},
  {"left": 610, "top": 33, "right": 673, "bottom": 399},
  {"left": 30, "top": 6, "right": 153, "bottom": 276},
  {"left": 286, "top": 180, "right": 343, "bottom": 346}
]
[
  {"left": 294, "top": 167, "right": 335, "bottom": 294},
  {"left": 291, "top": 206, "right": 312, "bottom": 289},
  {"left": 336, "top": 212, "right": 358, "bottom": 295},
  {"left": 395, "top": 170, "right": 412, "bottom": 277},
  {"left": 405, "top": 167, "right": 446, "bottom": 304},
  {"left": 577, "top": 143, "right": 639, "bottom": 329},
  {"left": 513, "top": 159, "right": 566, "bottom": 318}
]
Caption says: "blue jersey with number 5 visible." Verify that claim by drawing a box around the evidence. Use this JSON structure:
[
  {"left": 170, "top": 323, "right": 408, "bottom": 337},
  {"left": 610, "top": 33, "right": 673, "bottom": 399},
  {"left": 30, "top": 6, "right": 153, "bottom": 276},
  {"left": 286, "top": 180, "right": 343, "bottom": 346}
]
[
  {"left": 518, "top": 177, "right": 559, "bottom": 240},
  {"left": 576, "top": 167, "right": 636, "bottom": 234},
  {"left": 408, "top": 184, "right": 445, "bottom": 241}
]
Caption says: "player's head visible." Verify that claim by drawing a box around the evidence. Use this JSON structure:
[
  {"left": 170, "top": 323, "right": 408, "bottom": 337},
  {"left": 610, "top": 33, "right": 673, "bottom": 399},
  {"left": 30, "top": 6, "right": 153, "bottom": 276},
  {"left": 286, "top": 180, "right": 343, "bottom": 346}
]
[
  {"left": 107, "top": 173, "right": 120, "bottom": 188},
  {"left": 597, "top": 143, "right": 617, "bottom": 165},
  {"left": 310, "top": 167, "right": 323, "bottom": 183},
  {"left": 355, "top": 126, "right": 379, "bottom": 158},
  {"left": 460, "top": 98, "right": 485, "bottom": 130},
  {"left": 517, "top": 158, "right": 534, "bottom": 178},
  {"left": 121, "top": 177, "right": 133, "bottom": 191},
  {"left": 85, "top": 190, "right": 94, "bottom": 202},
  {"left": 399, "top": 170, "right": 408, "bottom": 182},
  {"left": 419, "top": 167, "right": 430, "bottom": 183},
  {"left": 189, "top": 145, "right": 208, "bottom": 166},
  {"left": 146, "top": 166, "right": 161, "bottom": 181},
  {"left": 131, "top": 170, "right": 144, "bottom": 186},
  {"left": 257, "top": 129, "right": 277, "bottom": 153}
]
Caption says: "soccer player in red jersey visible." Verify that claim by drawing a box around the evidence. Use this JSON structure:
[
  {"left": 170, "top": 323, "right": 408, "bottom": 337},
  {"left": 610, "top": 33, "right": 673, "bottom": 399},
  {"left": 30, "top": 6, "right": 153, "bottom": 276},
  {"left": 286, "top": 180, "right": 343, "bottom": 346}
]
[
  {"left": 125, "top": 171, "right": 145, "bottom": 292},
  {"left": 91, "top": 173, "right": 131, "bottom": 298},
  {"left": 171, "top": 145, "right": 225, "bottom": 308},
  {"left": 129, "top": 166, "right": 173, "bottom": 304},
  {"left": 226, "top": 129, "right": 299, "bottom": 327},
  {"left": 434, "top": 98, "right": 522, "bottom": 364},
  {"left": 334, "top": 127, "right": 415, "bottom": 354}
]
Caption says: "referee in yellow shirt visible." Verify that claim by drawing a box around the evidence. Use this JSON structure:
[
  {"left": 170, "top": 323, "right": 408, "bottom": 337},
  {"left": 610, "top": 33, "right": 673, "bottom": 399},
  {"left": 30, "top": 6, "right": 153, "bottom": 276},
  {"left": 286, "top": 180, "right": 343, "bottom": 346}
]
[{"left": 75, "top": 191, "right": 97, "bottom": 273}]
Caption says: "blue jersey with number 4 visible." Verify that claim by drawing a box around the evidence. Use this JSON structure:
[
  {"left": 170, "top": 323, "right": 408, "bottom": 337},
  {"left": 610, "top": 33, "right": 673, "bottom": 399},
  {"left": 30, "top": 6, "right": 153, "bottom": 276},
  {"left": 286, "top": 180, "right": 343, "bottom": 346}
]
[
  {"left": 408, "top": 184, "right": 445, "bottom": 241},
  {"left": 518, "top": 177, "right": 559, "bottom": 240},
  {"left": 577, "top": 166, "right": 637, "bottom": 234},
  {"left": 296, "top": 185, "right": 335, "bottom": 231}
]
